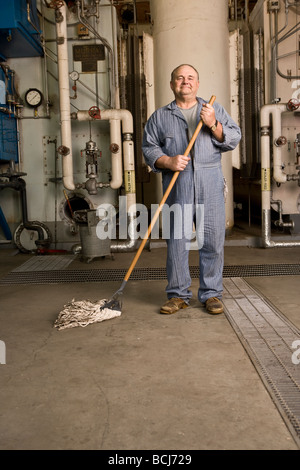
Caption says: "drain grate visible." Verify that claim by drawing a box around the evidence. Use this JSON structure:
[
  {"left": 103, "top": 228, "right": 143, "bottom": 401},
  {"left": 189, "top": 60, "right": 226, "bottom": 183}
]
[
  {"left": 223, "top": 278, "right": 300, "bottom": 448},
  {"left": 223, "top": 263, "right": 300, "bottom": 277},
  {"left": 0, "top": 263, "right": 299, "bottom": 285},
  {"left": 12, "top": 255, "right": 76, "bottom": 272}
]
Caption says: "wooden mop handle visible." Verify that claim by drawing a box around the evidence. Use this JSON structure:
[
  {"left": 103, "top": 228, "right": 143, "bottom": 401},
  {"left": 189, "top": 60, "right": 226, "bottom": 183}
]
[{"left": 124, "top": 95, "right": 216, "bottom": 282}]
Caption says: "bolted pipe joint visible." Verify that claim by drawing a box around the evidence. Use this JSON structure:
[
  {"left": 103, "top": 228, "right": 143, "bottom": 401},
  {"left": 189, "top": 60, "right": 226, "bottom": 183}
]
[
  {"left": 261, "top": 126, "right": 269, "bottom": 136},
  {"left": 123, "top": 133, "right": 133, "bottom": 141}
]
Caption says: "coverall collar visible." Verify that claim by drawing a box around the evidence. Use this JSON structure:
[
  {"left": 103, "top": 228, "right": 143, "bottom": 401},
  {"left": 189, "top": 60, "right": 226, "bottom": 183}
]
[{"left": 167, "top": 97, "right": 203, "bottom": 121}]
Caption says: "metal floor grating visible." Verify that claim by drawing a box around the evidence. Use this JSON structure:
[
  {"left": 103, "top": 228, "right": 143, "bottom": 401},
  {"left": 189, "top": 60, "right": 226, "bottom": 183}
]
[
  {"left": 0, "top": 263, "right": 299, "bottom": 285},
  {"left": 12, "top": 255, "right": 76, "bottom": 272},
  {"left": 223, "top": 278, "right": 300, "bottom": 448}
]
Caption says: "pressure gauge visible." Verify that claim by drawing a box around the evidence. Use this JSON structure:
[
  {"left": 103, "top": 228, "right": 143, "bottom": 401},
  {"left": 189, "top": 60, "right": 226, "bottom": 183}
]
[
  {"left": 69, "top": 70, "right": 79, "bottom": 81},
  {"left": 25, "top": 88, "right": 43, "bottom": 108}
]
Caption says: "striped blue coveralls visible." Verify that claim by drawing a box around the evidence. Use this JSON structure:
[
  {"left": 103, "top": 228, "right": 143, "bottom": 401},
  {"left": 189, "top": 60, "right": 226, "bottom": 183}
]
[{"left": 142, "top": 97, "right": 241, "bottom": 304}]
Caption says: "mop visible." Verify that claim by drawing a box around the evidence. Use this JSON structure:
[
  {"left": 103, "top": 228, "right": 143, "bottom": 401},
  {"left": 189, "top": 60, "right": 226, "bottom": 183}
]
[
  {"left": 54, "top": 298, "right": 121, "bottom": 330},
  {"left": 54, "top": 95, "right": 216, "bottom": 330}
]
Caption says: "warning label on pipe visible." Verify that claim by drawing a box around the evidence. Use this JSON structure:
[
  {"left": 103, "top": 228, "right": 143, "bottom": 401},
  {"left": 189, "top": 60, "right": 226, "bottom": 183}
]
[
  {"left": 261, "top": 168, "right": 271, "bottom": 191},
  {"left": 125, "top": 170, "right": 136, "bottom": 193}
]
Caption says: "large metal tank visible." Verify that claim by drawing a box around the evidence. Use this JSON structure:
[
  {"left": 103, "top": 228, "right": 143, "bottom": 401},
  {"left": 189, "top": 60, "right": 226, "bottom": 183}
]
[{"left": 150, "top": 0, "right": 234, "bottom": 232}]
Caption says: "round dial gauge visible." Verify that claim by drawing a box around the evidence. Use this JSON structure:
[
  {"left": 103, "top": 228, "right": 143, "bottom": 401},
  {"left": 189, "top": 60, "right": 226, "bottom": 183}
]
[
  {"left": 25, "top": 88, "right": 43, "bottom": 108},
  {"left": 69, "top": 70, "right": 79, "bottom": 81}
]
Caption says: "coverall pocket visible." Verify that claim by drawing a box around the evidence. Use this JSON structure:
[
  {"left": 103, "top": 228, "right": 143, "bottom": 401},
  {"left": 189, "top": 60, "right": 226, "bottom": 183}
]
[{"left": 162, "top": 135, "right": 176, "bottom": 156}]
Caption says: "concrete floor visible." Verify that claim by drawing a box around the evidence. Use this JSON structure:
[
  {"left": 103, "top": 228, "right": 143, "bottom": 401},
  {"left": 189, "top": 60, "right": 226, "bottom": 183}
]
[{"left": 0, "top": 237, "right": 300, "bottom": 450}]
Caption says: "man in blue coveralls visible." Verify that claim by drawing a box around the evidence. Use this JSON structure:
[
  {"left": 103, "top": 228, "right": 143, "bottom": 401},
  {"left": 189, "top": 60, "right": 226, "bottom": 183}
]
[{"left": 142, "top": 64, "right": 241, "bottom": 315}]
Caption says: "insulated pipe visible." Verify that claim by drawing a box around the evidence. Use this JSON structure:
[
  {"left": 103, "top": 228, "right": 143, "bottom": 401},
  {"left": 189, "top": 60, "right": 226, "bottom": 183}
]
[
  {"left": 55, "top": 3, "right": 75, "bottom": 191},
  {"left": 260, "top": 103, "right": 287, "bottom": 184},
  {"left": 76, "top": 109, "right": 138, "bottom": 252},
  {"left": 109, "top": 119, "right": 123, "bottom": 189},
  {"left": 76, "top": 109, "right": 134, "bottom": 192},
  {"left": 260, "top": 103, "right": 300, "bottom": 247},
  {"left": 77, "top": 109, "right": 134, "bottom": 133}
]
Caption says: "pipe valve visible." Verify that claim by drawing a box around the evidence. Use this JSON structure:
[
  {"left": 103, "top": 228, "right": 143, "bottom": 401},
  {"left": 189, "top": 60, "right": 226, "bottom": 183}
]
[
  {"left": 81, "top": 140, "right": 101, "bottom": 179},
  {"left": 49, "top": 0, "right": 64, "bottom": 9},
  {"left": 88, "top": 106, "right": 101, "bottom": 120},
  {"left": 286, "top": 98, "right": 300, "bottom": 111}
]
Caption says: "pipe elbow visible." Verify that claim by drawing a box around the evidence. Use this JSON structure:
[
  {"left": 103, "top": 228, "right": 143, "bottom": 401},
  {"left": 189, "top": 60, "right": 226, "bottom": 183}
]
[
  {"left": 260, "top": 103, "right": 287, "bottom": 127},
  {"left": 273, "top": 166, "right": 287, "bottom": 184},
  {"left": 101, "top": 109, "right": 133, "bottom": 134},
  {"left": 63, "top": 176, "right": 76, "bottom": 191},
  {"left": 76, "top": 109, "right": 134, "bottom": 134},
  {"left": 118, "top": 109, "right": 133, "bottom": 134},
  {"left": 110, "top": 176, "right": 123, "bottom": 190},
  {"left": 263, "top": 238, "right": 275, "bottom": 248}
]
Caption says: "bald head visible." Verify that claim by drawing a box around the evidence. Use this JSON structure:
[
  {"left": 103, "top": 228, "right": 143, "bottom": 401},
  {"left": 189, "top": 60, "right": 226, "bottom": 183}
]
[{"left": 171, "top": 64, "right": 199, "bottom": 83}]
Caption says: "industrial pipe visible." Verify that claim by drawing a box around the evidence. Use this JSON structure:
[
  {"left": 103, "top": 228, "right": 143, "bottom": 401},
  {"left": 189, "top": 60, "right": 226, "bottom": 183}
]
[
  {"left": 76, "top": 109, "right": 134, "bottom": 196},
  {"left": 76, "top": 108, "right": 138, "bottom": 252},
  {"left": 55, "top": 2, "right": 75, "bottom": 191},
  {"left": 260, "top": 103, "right": 287, "bottom": 184},
  {"left": 109, "top": 119, "right": 123, "bottom": 189},
  {"left": 260, "top": 102, "right": 300, "bottom": 247},
  {"left": 0, "top": 176, "right": 52, "bottom": 251}
]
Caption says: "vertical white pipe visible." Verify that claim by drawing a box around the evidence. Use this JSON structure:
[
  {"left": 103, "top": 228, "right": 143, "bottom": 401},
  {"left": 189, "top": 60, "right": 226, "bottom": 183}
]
[
  {"left": 260, "top": 130, "right": 271, "bottom": 212},
  {"left": 56, "top": 3, "right": 75, "bottom": 191},
  {"left": 123, "top": 138, "right": 136, "bottom": 214},
  {"left": 260, "top": 103, "right": 287, "bottom": 185},
  {"left": 109, "top": 119, "right": 123, "bottom": 189},
  {"left": 111, "top": 3, "right": 120, "bottom": 109}
]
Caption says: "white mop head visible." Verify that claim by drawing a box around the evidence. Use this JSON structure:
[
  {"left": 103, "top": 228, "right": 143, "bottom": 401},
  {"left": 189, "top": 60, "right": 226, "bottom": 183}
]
[{"left": 54, "top": 298, "right": 121, "bottom": 330}]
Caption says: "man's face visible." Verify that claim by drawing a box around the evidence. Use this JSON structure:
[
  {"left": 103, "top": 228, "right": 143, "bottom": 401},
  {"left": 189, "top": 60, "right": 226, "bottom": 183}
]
[{"left": 170, "top": 66, "right": 199, "bottom": 100}]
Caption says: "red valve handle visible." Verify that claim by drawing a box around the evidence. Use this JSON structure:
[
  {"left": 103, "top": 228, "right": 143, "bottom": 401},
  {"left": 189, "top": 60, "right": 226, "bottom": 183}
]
[
  {"left": 287, "top": 98, "right": 300, "bottom": 111},
  {"left": 49, "top": 0, "right": 64, "bottom": 9},
  {"left": 88, "top": 106, "right": 101, "bottom": 119}
]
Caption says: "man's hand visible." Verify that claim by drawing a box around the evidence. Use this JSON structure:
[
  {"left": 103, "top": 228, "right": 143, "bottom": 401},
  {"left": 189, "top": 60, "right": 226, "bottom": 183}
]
[
  {"left": 155, "top": 154, "right": 190, "bottom": 172},
  {"left": 200, "top": 103, "right": 215, "bottom": 128},
  {"left": 200, "top": 102, "right": 224, "bottom": 142}
]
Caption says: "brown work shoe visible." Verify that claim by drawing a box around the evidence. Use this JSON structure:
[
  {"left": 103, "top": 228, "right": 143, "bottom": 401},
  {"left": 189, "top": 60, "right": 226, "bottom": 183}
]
[
  {"left": 205, "top": 297, "right": 224, "bottom": 315},
  {"left": 160, "top": 298, "right": 188, "bottom": 315}
]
